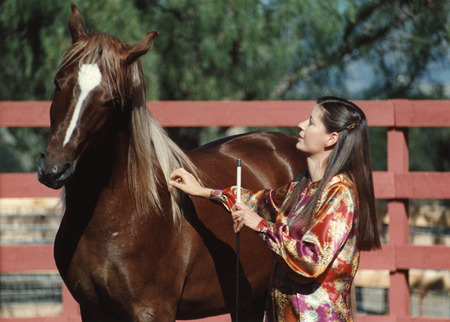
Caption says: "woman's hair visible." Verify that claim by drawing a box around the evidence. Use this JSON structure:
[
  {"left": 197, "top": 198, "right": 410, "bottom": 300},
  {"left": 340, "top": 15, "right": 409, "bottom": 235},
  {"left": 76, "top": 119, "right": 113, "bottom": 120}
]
[{"left": 282, "top": 96, "right": 381, "bottom": 251}]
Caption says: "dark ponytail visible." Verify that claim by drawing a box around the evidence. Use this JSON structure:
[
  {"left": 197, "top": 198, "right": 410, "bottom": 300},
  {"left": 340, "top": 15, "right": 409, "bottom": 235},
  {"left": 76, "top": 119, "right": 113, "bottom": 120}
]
[{"left": 282, "top": 97, "right": 381, "bottom": 251}]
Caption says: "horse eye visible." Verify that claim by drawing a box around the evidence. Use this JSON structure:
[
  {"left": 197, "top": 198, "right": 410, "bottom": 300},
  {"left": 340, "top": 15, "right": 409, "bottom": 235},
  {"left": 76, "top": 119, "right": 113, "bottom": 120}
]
[
  {"left": 104, "top": 98, "right": 121, "bottom": 109},
  {"left": 53, "top": 79, "right": 61, "bottom": 92}
]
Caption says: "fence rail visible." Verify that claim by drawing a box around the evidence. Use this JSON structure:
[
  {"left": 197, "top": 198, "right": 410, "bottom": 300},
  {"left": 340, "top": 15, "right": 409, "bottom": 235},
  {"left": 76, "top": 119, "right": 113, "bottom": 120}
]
[{"left": 1, "top": 100, "right": 449, "bottom": 322}]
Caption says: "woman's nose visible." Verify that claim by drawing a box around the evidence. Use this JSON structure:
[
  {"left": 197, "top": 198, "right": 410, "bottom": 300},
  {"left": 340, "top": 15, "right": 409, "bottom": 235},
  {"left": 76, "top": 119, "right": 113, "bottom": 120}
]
[{"left": 298, "top": 120, "right": 306, "bottom": 130}]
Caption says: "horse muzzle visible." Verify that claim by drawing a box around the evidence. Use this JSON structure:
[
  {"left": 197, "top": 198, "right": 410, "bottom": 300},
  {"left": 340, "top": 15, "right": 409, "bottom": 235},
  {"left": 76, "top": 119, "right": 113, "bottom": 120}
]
[{"left": 37, "top": 152, "right": 74, "bottom": 189}]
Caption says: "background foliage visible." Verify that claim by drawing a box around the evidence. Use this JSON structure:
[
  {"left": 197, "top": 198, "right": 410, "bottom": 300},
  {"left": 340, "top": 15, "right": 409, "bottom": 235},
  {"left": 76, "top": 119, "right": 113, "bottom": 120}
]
[{"left": 0, "top": 0, "right": 449, "bottom": 172}]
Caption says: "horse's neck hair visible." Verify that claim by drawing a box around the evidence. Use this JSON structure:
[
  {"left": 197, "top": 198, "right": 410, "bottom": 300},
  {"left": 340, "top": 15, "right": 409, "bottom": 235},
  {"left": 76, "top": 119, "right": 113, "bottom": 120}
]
[{"left": 128, "top": 99, "right": 200, "bottom": 224}]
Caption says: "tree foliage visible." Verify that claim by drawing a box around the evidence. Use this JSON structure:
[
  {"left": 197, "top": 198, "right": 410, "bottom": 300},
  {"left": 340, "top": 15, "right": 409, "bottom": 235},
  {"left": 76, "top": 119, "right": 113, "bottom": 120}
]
[{"left": 0, "top": 0, "right": 449, "bottom": 171}]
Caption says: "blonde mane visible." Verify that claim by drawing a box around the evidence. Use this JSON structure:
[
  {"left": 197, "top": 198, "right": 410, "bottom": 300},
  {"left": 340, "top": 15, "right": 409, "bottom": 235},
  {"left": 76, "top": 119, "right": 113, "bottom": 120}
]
[
  {"left": 58, "top": 33, "right": 201, "bottom": 223},
  {"left": 128, "top": 103, "right": 202, "bottom": 223}
]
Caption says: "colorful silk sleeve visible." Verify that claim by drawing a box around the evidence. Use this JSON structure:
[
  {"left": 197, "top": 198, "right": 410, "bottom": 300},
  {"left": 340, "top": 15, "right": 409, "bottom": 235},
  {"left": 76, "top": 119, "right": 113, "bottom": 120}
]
[
  {"left": 209, "top": 181, "right": 292, "bottom": 222},
  {"left": 257, "top": 179, "right": 356, "bottom": 279}
]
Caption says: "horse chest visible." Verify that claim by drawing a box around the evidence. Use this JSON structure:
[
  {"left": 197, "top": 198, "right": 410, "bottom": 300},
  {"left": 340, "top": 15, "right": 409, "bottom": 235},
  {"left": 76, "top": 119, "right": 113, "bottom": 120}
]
[
  {"left": 63, "top": 229, "right": 140, "bottom": 306},
  {"left": 56, "top": 196, "right": 138, "bottom": 276},
  {"left": 62, "top": 211, "right": 188, "bottom": 319}
]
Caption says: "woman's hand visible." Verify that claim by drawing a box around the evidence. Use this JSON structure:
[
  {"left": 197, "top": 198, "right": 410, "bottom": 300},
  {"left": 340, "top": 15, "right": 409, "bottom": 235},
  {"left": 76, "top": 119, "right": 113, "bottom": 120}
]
[
  {"left": 232, "top": 202, "right": 263, "bottom": 233},
  {"left": 169, "top": 168, "right": 212, "bottom": 198}
]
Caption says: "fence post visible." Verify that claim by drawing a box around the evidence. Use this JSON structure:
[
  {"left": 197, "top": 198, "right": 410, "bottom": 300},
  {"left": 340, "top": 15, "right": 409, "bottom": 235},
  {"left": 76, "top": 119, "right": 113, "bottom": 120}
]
[{"left": 387, "top": 123, "right": 410, "bottom": 318}]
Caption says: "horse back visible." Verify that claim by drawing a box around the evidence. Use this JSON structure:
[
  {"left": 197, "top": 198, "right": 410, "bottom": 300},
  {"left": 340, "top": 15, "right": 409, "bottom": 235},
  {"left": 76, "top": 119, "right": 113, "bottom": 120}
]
[
  {"left": 176, "top": 131, "right": 306, "bottom": 318},
  {"left": 191, "top": 131, "right": 305, "bottom": 189}
]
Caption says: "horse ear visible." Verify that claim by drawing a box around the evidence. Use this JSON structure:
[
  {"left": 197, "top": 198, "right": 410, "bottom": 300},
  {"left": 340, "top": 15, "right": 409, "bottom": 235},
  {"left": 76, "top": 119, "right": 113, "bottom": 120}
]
[
  {"left": 124, "top": 31, "right": 159, "bottom": 64},
  {"left": 69, "top": 4, "right": 87, "bottom": 44}
]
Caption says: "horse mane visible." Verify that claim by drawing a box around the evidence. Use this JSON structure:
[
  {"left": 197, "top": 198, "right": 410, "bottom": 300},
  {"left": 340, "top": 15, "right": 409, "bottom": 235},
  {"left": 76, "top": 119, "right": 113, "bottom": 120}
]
[
  {"left": 128, "top": 103, "right": 202, "bottom": 224},
  {"left": 58, "top": 32, "right": 202, "bottom": 224}
]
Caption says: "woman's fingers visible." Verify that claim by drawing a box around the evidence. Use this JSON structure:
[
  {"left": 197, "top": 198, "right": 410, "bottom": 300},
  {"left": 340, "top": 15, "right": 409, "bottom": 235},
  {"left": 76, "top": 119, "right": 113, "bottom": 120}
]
[
  {"left": 232, "top": 209, "right": 245, "bottom": 233},
  {"left": 231, "top": 205, "right": 261, "bottom": 231},
  {"left": 169, "top": 168, "right": 197, "bottom": 193},
  {"left": 232, "top": 210, "right": 243, "bottom": 221},
  {"left": 170, "top": 168, "right": 188, "bottom": 181},
  {"left": 232, "top": 201, "right": 246, "bottom": 211},
  {"left": 233, "top": 210, "right": 245, "bottom": 232},
  {"left": 169, "top": 168, "right": 211, "bottom": 198},
  {"left": 234, "top": 220, "right": 245, "bottom": 233},
  {"left": 169, "top": 169, "right": 184, "bottom": 186}
]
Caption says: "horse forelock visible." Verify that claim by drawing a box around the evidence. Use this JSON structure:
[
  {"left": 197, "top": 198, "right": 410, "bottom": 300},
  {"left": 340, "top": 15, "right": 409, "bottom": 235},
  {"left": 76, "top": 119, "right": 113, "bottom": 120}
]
[{"left": 58, "top": 33, "right": 136, "bottom": 105}]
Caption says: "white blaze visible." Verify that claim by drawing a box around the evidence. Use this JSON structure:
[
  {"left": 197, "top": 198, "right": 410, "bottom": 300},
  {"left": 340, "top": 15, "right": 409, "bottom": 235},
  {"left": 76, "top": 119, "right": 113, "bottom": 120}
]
[{"left": 63, "top": 64, "right": 102, "bottom": 146}]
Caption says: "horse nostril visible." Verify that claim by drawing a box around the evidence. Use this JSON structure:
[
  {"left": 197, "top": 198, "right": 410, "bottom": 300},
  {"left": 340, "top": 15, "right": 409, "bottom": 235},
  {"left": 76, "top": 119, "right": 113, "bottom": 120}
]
[
  {"left": 37, "top": 157, "right": 73, "bottom": 188},
  {"left": 52, "top": 163, "right": 72, "bottom": 176}
]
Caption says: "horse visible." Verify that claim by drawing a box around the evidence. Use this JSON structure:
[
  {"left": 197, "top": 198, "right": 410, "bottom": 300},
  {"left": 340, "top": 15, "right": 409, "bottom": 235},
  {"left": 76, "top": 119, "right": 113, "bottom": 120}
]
[{"left": 37, "top": 4, "right": 306, "bottom": 321}]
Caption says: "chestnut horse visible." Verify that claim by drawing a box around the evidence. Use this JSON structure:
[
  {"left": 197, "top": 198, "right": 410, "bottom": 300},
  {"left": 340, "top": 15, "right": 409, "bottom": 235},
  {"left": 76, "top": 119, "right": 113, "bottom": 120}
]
[{"left": 37, "top": 4, "right": 306, "bottom": 321}]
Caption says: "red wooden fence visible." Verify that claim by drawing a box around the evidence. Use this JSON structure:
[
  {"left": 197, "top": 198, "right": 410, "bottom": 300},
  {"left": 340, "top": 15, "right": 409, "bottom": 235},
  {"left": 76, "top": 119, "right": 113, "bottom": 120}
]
[{"left": 0, "top": 100, "right": 449, "bottom": 322}]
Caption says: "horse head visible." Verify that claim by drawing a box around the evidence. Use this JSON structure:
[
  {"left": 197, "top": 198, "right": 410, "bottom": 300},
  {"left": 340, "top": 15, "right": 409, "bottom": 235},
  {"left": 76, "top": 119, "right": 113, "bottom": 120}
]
[{"left": 37, "top": 4, "right": 158, "bottom": 189}]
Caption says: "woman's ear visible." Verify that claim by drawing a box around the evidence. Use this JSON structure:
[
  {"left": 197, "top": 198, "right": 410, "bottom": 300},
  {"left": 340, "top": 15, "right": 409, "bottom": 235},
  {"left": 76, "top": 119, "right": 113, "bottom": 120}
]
[{"left": 325, "top": 132, "right": 339, "bottom": 148}]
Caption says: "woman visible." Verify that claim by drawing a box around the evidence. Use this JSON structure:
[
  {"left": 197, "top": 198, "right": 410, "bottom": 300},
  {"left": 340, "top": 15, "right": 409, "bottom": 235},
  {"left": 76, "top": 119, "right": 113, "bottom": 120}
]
[{"left": 170, "top": 97, "right": 381, "bottom": 321}]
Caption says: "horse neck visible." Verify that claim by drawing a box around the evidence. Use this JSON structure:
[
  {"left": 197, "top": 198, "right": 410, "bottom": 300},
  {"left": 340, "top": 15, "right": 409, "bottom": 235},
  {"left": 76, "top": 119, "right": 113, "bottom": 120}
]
[
  {"left": 54, "top": 132, "right": 151, "bottom": 279},
  {"left": 64, "top": 131, "right": 127, "bottom": 204}
]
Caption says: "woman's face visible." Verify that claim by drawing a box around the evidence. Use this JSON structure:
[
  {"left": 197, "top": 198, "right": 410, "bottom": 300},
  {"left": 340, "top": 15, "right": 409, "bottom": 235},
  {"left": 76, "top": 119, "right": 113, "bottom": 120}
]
[{"left": 296, "top": 104, "right": 330, "bottom": 156}]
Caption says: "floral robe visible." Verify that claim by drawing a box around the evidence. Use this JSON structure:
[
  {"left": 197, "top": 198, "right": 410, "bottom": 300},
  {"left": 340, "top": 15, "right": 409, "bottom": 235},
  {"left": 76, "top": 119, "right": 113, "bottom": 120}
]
[{"left": 210, "top": 173, "right": 359, "bottom": 321}]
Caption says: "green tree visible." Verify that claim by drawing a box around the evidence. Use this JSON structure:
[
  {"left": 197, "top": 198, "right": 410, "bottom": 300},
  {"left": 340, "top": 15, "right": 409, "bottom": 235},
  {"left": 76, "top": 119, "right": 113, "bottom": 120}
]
[
  {"left": 0, "top": 0, "right": 449, "bottom": 171},
  {"left": 2, "top": 1, "right": 448, "bottom": 101}
]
